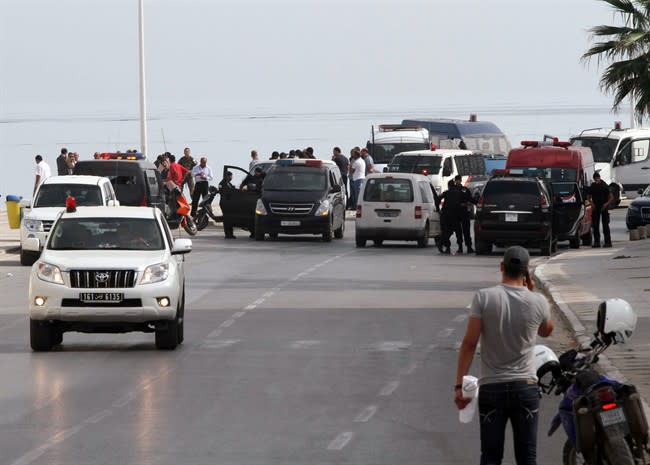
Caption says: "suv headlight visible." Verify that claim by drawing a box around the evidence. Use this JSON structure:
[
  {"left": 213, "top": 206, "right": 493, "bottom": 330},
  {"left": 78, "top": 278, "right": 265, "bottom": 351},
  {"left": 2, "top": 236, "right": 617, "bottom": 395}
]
[
  {"left": 315, "top": 199, "right": 331, "bottom": 216},
  {"left": 255, "top": 199, "right": 268, "bottom": 216},
  {"left": 141, "top": 263, "right": 169, "bottom": 284},
  {"left": 24, "top": 219, "right": 43, "bottom": 232},
  {"left": 36, "top": 262, "right": 64, "bottom": 285}
]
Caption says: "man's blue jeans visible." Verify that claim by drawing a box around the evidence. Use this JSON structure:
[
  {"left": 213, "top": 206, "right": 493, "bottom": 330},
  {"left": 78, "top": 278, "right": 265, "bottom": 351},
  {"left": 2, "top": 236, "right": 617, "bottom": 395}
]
[
  {"left": 478, "top": 380, "right": 540, "bottom": 465},
  {"left": 352, "top": 179, "right": 364, "bottom": 207}
]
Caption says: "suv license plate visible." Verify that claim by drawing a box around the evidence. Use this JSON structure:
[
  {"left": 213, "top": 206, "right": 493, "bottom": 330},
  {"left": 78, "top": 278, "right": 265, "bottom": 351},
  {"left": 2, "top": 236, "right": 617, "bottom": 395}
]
[
  {"left": 281, "top": 221, "right": 300, "bottom": 226},
  {"left": 599, "top": 407, "right": 626, "bottom": 427},
  {"left": 505, "top": 213, "right": 518, "bottom": 222},
  {"left": 79, "top": 292, "right": 124, "bottom": 303}
]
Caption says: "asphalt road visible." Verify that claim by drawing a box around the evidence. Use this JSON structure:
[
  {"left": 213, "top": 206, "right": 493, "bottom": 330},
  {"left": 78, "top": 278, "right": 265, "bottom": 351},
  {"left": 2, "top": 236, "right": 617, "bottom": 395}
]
[{"left": 0, "top": 212, "right": 631, "bottom": 465}]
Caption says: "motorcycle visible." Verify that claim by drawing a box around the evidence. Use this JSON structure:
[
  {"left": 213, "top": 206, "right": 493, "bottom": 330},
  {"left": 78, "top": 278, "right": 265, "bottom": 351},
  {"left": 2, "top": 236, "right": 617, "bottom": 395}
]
[
  {"left": 535, "top": 298, "right": 648, "bottom": 465},
  {"left": 165, "top": 187, "right": 197, "bottom": 236},
  {"left": 195, "top": 185, "right": 223, "bottom": 231}
]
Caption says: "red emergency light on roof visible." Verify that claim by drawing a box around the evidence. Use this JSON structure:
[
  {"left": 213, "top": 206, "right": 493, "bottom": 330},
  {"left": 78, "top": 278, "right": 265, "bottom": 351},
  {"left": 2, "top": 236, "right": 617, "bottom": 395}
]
[
  {"left": 431, "top": 144, "right": 437, "bottom": 151},
  {"left": 304, "top": 159, "right": 322, "bottom": 167},
  {"left": 65, "top": 195, "right": 77, "bottom": 213},
  {"left": 99, "top": 152, "right": 144, "bottom": 160},
  {"left": 520, "top": 139, "right": 572, "bottom": 149}
]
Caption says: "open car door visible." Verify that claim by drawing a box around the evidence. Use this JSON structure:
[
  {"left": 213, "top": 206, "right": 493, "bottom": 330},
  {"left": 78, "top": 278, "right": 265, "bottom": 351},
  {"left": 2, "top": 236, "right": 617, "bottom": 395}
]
[
  {"left": 219, "top": 165, "right": 260, "bottom": 232},
  {"left": 551, "top": 182, "right": 585, "bottom": 242}
]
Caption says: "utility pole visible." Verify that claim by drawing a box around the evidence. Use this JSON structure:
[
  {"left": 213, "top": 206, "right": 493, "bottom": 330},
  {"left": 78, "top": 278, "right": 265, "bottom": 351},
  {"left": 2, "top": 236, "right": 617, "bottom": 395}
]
[{"left": 138, "top": 0, "right": 148, "bottom": 157}]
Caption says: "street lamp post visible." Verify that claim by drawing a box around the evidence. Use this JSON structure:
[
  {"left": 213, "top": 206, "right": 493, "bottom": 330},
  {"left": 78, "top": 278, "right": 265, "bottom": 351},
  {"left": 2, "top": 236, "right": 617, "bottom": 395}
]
[{"left": 138, "top": 0, "right": 148, "bottom": 157}]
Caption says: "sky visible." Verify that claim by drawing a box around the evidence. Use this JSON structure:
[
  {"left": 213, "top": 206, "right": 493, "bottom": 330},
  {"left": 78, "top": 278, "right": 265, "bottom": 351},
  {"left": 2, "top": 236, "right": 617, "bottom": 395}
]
[{"left": 0, "top": 0, "right": 622, "bottom": 117}]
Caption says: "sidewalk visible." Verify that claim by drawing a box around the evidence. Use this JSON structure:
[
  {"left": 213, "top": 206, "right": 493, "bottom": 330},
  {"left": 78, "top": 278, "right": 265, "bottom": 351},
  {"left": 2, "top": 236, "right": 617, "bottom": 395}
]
[
  {"left": 0, "top": 208, "right": 20, "bottom": 255},
  {"left": 535, "top": 238, "right": 650, "bottom": 417}
]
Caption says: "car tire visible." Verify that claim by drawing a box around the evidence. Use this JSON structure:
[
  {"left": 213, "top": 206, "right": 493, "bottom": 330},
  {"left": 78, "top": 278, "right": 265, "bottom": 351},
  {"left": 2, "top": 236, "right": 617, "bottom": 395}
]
[
  {"left": 373, "top": 239, "right": 383, "bottom": 246},
  {"left": 155, "top": 316, "right": 179, "bottom": 350},
  {"left": 254, "top": 227, "right": 265, "bottom": 241},
  {"left": 30, "top": 319, "right": 53, "bottom": 352},
  {"left": 540, "top": 231, "right": 553, "bottom": 256},
  {"left": 355, "top": 236, "right": 366, "bottom": 248},
  {"left": 20, "top": 248, "right": 38, "bottom": 267},
  {"left": 475, "top": 235, "right": 491, "bottom": 255},
  {"left": 569, "top": 229, "right": 581, "bottom": 249},
  {"left": 177, "top": 286, "right": 185, "bottom": 345},
  {"left": 322, "top": 221, "right": 333, "bottom": 242},
  {"left": 417, "top": 223, "right": 430, "bottom": 248},
  {"left": 334, "top": 218, "right": 345, "bottom": 239}
]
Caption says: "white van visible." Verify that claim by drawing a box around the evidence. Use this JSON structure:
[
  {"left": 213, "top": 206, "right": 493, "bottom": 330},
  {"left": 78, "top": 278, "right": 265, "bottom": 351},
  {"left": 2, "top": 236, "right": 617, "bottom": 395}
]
[
  {"left": 20, "top": 175, "right": 118, "bottom": 265},
  {"left": 570, "top": 123, "right": 650, "bottom": 202},
  {"left": 355, "top": 173, "right": 440, "bottom": 247},
  {"left": 366, "top": 125, "right": 431, "bottom": 173},
  {"left": 386, "top": 149, "right": 487, "bottom": 195}
]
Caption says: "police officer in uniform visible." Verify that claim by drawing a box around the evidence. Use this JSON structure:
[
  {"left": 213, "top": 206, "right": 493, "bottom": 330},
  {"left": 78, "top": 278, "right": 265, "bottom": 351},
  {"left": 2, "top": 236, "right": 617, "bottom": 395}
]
[
  {"left": 439, "top": 180, "right": 464, "bottom": 254},
  {"left": 455, "top": 175, "right": 475, "bottom": 254},
  {"left": 588, "top": 171, "right": 613, "bottom": 247}
]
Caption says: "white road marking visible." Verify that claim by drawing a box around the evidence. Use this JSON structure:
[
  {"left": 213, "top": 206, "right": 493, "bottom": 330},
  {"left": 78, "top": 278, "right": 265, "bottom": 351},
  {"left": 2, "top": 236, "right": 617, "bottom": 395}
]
[
  {"left": 220, "top": 319, "right": 235, "bottom": 328},
  {"left": 327, "top": 432, "right": 355, "bottom": 450},
  {"left": 85, "top": 409, "right": 111, "bottom": 424},
  {"left": 402, "top": 361, "right": 418, "bottom": 375},
  {"left": 379, "top": 381, "right": 400, "bottom": 396},
  {"left": 253, "top": 298, "right": 265, "bottom": 306},
  {"left": 232, "top": 311, "right": 245, "bottom": 318},
  {"left": 437, "top": 328, "right": 455, "bottom": 338},
  {"left": 453, "top": 314, "right": 468, "bottom": 323},
  {"left": 373, "top": 341, "right": 411, "bottom": 352},
  {"left": 354, "top": 405, "right": 378, "bottom": 422},
  {"left": 453, "top": 341, "right": 462, "bottom": 350},
  {"left": 262, "top": 291, "right": 274, "bottom": 298},
  {"left": 200, "top": 339, "right": 241, "bottom": 349},
  {"left": 244, "top": 304, "right": 256, "bottom": 310},
  {"left": 290, "top": 340, "right": 321, "bottom": 349},
  {"left": 207, "top": 329, "right": 223, "bottom": 339}
]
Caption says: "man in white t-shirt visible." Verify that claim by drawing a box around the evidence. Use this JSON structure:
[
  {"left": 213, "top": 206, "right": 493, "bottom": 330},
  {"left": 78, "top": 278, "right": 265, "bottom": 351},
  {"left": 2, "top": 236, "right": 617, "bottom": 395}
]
[
  {"left": 33, "top": 155, "right": 51, "bottom": 195},
  {"left": 349, "top": 149, "right": 366, "bottom": 208}
]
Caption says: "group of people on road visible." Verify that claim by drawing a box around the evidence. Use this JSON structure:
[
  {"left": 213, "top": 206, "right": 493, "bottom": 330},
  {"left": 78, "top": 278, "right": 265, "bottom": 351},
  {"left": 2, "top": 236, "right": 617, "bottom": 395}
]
[{"left": 55, "top": 148, "right": 80, "bottom": 176}]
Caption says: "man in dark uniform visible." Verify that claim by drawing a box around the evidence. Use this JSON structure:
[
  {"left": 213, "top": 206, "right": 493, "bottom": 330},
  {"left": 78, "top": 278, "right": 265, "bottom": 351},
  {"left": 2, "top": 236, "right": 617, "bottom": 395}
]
[
  {"left": 588, "top": 172, "right": 613, "bottom": 248},
  {"left": 240, "top": 167, "right": 265, "bottom": 192},
  {"left": 439, "top": 180, "right": 464, "bottom": 254},
  {"left": 455, "top": 175, "right": 475, "bottom": 254},
  {"left": 218, "top": 171, "right": 235, "bottom": 192},
  {"left": 219, "top": 171, "right": 237, "bottom": 239}
]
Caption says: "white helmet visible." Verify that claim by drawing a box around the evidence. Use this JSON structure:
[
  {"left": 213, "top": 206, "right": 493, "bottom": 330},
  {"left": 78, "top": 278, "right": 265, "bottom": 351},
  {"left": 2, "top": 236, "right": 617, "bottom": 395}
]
[
  {"left": 597, "top": 298, "right": 637, "bottom": 344},
  {"left": 534, "top": 344, "right": 560, "bottom": 381}
]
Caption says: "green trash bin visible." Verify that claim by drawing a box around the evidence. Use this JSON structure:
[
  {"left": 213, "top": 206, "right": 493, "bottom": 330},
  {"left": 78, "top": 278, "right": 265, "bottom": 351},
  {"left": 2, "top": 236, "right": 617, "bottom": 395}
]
[{"left": 5, "top": 194, "right": 22, "bottom": 229}]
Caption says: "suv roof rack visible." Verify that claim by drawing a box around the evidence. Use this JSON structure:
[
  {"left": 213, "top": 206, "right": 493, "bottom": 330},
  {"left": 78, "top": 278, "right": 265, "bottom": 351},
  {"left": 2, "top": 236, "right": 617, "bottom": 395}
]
[{"left": 377, "top": 124, "right": 423, "bottom": 132}]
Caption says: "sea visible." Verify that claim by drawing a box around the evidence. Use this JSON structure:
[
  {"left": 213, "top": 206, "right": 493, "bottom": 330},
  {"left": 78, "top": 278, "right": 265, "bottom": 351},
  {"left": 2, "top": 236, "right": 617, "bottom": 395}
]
[{"left": 0, "top": 97, "right": 634, "bottom": 201}]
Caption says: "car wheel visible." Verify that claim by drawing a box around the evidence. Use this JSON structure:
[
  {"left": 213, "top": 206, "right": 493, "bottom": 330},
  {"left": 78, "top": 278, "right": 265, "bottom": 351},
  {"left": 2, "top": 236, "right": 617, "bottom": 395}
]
[
  {"left": 155, "top": 316, "right": 179, "bottom": 350},
  {"left": 334, "top": 217, "right": 345, "bottom": 239},
  {"left": 569, "top": 229, "right": 580, "bottom": 249},
  {"left": 355, "top": 236, "right": 366, "bottom": 248},
  {"left": 254, "top": 226, "right": 265, "bottom": 241},
  {"left": 20, "top": 248, "right": 38, "bottom": 266},
  {"left": 581, "top": 230, "right": 593, "bottom": 246},
  {"left": 417, "top": 223, "right": 430, "bottom": 248},
  {"left": 323, "top": 220, "right": 333, "bottom": 242},
  {"left": 177, "top": 286, "right": 185, "bottom": 345},
  {"left": 475, "top": 235, "right": 491, "bottom": 255},
  {"left": 30, "top": 319, "right": 53, "bottom": 352},
  {"left": 373, "top": 239, "right": 383, "bottom": 246}
]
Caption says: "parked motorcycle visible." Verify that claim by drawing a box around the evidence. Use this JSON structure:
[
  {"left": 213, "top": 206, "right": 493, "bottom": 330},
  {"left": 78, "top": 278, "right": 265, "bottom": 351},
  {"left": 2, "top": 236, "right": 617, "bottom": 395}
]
[
  {"left": 165, "top": 188, "right": 197, "bottom": 236},
  {"left": 195, "top": 185, "right": 223, "bottom": 231},
  {"left": 535, "top": 298, "right": 648, "bottom": 465}
]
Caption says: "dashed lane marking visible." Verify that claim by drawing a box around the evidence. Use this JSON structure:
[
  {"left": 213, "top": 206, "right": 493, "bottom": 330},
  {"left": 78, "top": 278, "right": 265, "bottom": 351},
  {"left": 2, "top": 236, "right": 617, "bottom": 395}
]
[
  {"left": 290, "top": 340, "right": 321, "bottom": 349},
  {"left": 232, "top": 312, "right": 245, "bottom": 318},
  {"left": 207, "top": 329, "right": 223, "bottom": 339},
  {"left": 437, "top": 328, "right": 455, "bottom": 338},
  {"left": 244, "top": 305, "right": 256, "bottom": 310},
  {"left": 453, "top": 314, "right": 468, "bottom": 323},
  {"left": 327, "top": 432, "right": 355, "bottom": 451},
  {"left": 402, "top": 361, "right": 418, "bottom": 376},
  {"left": 253, "top": 298, "right": 265, "bottom": 306},
  {"left": 379, "top": 381, "right": 400, "bottom": 396},
  {"left": 372, "top": 341, "right": 411, "bottom": 352},
  {"left": 354, "top": 405, "right": 378, "bottom": 423},
  {"left": 200, "top": 339, "right": 241, "bottom": 349},
  {"left": 220, "top": 319, "right": 235, "bottom": 328}
]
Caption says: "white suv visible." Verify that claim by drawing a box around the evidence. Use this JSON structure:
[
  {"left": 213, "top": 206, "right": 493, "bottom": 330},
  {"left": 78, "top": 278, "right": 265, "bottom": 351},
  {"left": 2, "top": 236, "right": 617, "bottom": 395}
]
[
  {"left": 21, "top": 175, "right": 118, "bottom": 266},
  {"left": 355, "top": 173, "right": 441, "bottom": 247},
  {"left": 25, "top": 205, "right": 192, "bottom": 351}
]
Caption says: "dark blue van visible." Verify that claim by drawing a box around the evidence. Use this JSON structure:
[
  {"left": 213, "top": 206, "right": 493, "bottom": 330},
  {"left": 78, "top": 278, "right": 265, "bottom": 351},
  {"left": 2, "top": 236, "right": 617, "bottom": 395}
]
[{"left": 401, "top": 117, "right": 511, "bottom": 156}]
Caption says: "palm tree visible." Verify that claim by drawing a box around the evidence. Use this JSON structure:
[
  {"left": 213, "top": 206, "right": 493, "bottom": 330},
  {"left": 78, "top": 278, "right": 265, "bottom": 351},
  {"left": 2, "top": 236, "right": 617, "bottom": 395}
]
[{"left": 582, "top": 0, "right": 650, "bottom": 124}]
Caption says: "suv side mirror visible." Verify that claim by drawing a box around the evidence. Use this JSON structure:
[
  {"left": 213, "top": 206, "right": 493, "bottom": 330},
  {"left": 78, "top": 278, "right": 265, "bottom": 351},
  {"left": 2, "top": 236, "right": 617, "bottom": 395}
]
[{"left": 330, "top": 184, "right": 342, "bottom": 193}]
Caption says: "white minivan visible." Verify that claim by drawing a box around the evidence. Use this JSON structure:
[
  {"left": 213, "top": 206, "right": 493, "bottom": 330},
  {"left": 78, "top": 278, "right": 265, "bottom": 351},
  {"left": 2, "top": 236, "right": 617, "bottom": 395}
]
[{"left": 355, "top": 173, "right": 440, "bottom": 247}]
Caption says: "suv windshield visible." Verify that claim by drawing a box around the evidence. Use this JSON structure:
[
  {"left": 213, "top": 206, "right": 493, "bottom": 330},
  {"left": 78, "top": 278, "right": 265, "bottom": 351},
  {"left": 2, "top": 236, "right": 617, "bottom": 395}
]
[
  {"left": 508, "top": 167, "right": 577, "bottom": 182},
  {"left": 263, "top": 167, "right": 327, "bottom": 191},
  {"left": 363, "top": 178, "right": 414, "bottom": 202},
  {"left": 388, "top": 155, "right": 442, "bottom": 175},
  {"left": 49, "top": 218, "right": 164, "bottom": 250},
  {"left": 34, "top": 184, "right": 102, "bottom": 207},
  {"left": 570, "top": 137, "right": 618, "bottom": 163},
  {"left": 369, "top": 142, "right": 430, "bottom": 164}
]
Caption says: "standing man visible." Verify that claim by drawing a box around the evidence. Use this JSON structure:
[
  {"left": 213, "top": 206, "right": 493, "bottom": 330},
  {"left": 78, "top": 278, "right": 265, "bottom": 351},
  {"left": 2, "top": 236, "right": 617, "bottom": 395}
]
[
  {"left": 56, "top": 148, "right": 68, "bottom": 175},
  {"left": 332, "top": 147, "right": 349, "bottom": 196},
  {"left": 455, "top": 246, "right": 554, "bottom": 465},
  {"left": 360, "top": 148, "right": 375, "bottom": 175},
  {"left": 190, "top": 157, "right": 213, "bottom": 218},
  {"left": 588, "top": 172, "right": 613, "bottom": 248},
  {"left": 179, "top": 147, "right": 197, "bottom": 196},
  {"left": 33, "top": 155, "right": 51, "bottom": 195},
  {"left": 455, "top": 175, "right": 475, "bottom": 254},
  {"left": 349, "top": 149, "right": 366, "bottom": 208},
  {"left": 439, "top": 180, "right": 464, "bottom": 254},
  {"left": 249, "top": 150, "right": 259, "bottom": 170}
]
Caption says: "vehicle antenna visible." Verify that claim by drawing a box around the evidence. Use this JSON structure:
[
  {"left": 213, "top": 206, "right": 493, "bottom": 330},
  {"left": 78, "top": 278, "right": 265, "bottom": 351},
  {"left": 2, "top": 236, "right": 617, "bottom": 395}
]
[{"left": 161, "top": 128, "right": 167, "bottom": 153}]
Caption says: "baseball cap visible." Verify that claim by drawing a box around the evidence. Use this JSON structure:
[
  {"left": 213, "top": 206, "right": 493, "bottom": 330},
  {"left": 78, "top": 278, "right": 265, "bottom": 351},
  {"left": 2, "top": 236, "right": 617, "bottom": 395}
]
[{"left": 503, "top": 246, "right": 529, "bottom": 270}]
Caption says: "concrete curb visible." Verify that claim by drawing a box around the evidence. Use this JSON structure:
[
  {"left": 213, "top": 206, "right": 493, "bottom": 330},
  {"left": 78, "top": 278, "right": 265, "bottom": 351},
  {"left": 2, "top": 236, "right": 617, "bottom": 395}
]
[{"left": 534, "top": 263, "right": 650, "bottom": 420}]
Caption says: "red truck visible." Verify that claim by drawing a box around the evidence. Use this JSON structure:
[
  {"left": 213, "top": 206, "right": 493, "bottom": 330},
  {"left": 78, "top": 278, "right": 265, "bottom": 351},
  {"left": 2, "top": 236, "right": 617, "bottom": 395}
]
[{"left": 505, "top": 138, "right": 595, "bottom": 248}]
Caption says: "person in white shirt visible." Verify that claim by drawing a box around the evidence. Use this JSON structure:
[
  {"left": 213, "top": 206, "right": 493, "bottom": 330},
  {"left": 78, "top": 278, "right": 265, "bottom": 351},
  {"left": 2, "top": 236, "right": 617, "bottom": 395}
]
[
  {"left": 349, "top": 149, "right": 366, "bottom": 208},
  {"left": 33, "top": 155, "right": 51, "bottom": 195},
  {"left": 249, "top": 150, "right": 259, "bottom": 170},
  {"left": 190, "top": 157, "right": 214, "bottom": 217}
]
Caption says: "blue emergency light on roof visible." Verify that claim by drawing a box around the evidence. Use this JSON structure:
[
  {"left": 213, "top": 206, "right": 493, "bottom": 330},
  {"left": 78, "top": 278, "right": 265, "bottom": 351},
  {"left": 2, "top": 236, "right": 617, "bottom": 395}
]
[
  {"left": 99, "top": 152, "right": 144, "bottom": 160},
  {"left": 276, "top": 159, "right": 322, "bottom": 167}
]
